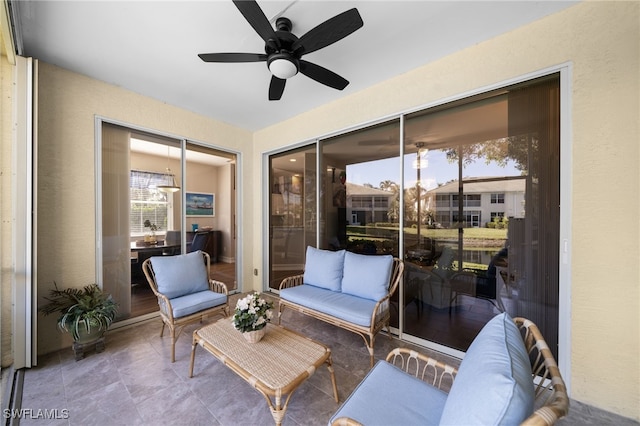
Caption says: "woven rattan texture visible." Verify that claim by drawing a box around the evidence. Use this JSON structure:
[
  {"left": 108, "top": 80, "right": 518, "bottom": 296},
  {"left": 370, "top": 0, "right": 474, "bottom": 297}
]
[{"left": 196, "top": 320, "right": 329, "bottom": 389}]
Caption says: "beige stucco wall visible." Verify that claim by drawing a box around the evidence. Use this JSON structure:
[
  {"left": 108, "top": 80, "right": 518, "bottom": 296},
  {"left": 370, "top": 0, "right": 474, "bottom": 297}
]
[
  {"left": 253, "top": 1, "right": 640, "bottom": 420},
  {"left": 35, "top": 62, "right": 252, "bottom": 354}
]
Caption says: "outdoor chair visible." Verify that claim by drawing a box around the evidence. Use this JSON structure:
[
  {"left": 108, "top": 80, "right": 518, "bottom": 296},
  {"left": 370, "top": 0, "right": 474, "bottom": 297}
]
[{"left": 142, "top": 250, "right": 229, "bottom": 362}]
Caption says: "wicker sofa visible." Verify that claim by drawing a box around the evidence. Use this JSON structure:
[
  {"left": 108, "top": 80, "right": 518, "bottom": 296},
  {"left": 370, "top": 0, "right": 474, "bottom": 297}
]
[
  {"left": 330, "top": 312, "right": 569, "bottom": 426},
  {"left": 278, "top": 246, "right": 404, "bottom": 367}
]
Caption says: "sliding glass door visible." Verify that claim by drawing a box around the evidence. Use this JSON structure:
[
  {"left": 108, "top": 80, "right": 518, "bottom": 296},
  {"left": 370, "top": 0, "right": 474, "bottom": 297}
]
[
  {"left": 100, "top": 123, "right": 238, "bottom": 320},
  {"left": 402, "top": 74, "right": 560, "bottom": 354},
  {"left": 268, "top": 145, "right": 317, "bottom": 290},
  {"left": 185, "top": 142, "right": 238, "bottom": 291},
  {"left": 267, "top": 73, "right": 560, "bottom": 357}
]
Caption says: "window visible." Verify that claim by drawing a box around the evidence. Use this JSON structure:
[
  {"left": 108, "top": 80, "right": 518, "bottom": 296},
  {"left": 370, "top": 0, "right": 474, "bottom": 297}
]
[
  {"left": 452, "top": 194, "right": 481, "bottom": 207},
  {"left": 436, "top": 194, "right": 450, "bottom": 207},
  {"left": 352, "top": 197, "right": 372, "bottom": 208},
  {"left": 130, "top": 170, "right": 171, "bottom": 235},
  {"left": 491, "top": 212, "right": 505, "bottom": 220},
  {"left": 465, "top": 194, "right": 481, "bottom": 207},
  {"left": 491, "top": 193, "right": 505, "bottom": 204},
  {"left": 374, "top": 196, "right": 388, "bottom": 208}
]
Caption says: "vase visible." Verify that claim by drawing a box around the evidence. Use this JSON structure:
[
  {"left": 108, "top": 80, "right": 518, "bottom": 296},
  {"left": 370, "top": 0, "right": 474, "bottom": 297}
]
[{"left": 243, "top": 328, "right": 265, "bottom": 343}]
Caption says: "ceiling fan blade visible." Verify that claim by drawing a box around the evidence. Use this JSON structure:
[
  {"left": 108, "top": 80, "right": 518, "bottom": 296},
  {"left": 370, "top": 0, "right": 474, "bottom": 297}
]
[
  {"left": 292, "top": 8, "right": 363, "bottom": 56},
  {"left": 198, "top": 52, "right": 267, "bottom": 63},
  {"left": 269, "top": 76, "right": 286, "bottom": 100},
  {"left": 232, "top": 0, "right": 278, "bottom": 44},
  {"left": 299, "top": 60, "right": 349, "bottom": 90}
]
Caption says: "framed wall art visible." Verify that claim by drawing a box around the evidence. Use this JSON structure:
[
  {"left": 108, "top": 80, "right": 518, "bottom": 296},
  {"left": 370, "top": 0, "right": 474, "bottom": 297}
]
[{"left": 186, "top": 192, "right": 215, "bottom": 217}]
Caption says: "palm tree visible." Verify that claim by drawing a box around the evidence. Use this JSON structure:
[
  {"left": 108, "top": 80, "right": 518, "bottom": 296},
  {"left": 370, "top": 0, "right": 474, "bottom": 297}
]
[{"left": 379, "top": 180, "right": 400, "bottom": 221}]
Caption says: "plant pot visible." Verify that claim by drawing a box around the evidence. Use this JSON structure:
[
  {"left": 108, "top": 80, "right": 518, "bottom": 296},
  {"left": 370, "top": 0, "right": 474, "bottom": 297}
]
[
  {"left": 242, "top": 328, "right": 265, "bottom": 343},
  {"left": 74, "top": 327, "right": 105, "bottom": 345}
]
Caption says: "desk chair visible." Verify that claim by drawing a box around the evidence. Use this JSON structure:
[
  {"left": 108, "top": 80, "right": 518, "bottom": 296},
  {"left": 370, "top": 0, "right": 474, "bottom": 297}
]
[
  {"left": 188, "top": 232, "right": 209, "bottom": 253},
  {"left": 163, "top": 230, "right": 181, "bottom": 255}
]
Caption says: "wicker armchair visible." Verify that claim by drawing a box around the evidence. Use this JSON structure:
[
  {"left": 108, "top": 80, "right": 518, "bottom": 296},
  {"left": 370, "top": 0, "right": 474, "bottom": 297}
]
[
  {"left": 331, "top": 316, "right": 569, "bottom": 426},
  {"left": 142, "top": 251, "right": 229, "bottom": 362}
]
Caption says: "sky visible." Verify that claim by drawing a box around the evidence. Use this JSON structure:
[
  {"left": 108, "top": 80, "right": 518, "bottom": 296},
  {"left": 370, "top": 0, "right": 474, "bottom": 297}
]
[{"left": 347, "top": 149, "right": 521, "bottom": 190}]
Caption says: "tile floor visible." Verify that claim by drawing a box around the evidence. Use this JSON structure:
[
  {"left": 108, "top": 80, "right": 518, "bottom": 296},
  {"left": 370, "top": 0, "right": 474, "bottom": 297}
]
[{"left": 18, "top": 293, "right": 639, "bottom": 426}]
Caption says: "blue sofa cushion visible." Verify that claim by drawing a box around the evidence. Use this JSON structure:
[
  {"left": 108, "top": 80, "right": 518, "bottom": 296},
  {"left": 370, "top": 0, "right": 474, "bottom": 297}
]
[
  {"left": 150, "top": 251, "right": 210, "bottom": 299},
  {"left": 341, "top": 251, "right": 393, "bottom": 301},
  {"left": 169, "top": 290, "right": 227, "bottom": 318},
  {"left": 303, "top": 246, "right": 346, "bottom": 292},
  {"left": 329, "top": 360, "right": 448, "bottom": 426},
  {"left": 280, "top": 284, "right": 376, "bottom": 327},
  {"left": 440, "top": 312, "right": 534, "bottom": 425}
]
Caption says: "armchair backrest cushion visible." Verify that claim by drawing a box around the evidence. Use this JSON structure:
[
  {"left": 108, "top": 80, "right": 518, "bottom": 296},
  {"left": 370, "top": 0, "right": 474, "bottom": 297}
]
[
  {"left": 341, "top": 251, "right": 393, "bottom": 301},
  {"left": 303, "top": 246, "right": 346, "bottom": 291},
  {"left": 440, "top": 312, "right": 534, "bottom": 425},
  {"left": 150, "top": 251, "right": 209, "bottom": 299}
]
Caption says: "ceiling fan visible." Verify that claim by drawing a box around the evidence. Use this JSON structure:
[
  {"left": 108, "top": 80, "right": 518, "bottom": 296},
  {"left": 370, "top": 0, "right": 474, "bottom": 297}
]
[{"left": 198, "top": 0, "right": 364, "bottom": 101}]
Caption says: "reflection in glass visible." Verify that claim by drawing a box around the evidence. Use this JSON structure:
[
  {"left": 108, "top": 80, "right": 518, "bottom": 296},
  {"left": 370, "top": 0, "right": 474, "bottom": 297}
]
[
  {"left": 268, "top": 145, "right": 317, "bottom": 290},
  {"left": 403, "top": 74, "right": 560, "bottom": 356},
  {"left": 267, "top": 74, "right": 560, "bottom": 357}
]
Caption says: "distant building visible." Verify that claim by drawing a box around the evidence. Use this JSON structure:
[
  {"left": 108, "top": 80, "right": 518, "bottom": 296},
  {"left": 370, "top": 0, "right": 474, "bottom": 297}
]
[
  {"left": 346, "top": 182, "right": 395, "bottom": 225},
  {"left": 427, "top": 177, "right": 526, "bottom": 227}
]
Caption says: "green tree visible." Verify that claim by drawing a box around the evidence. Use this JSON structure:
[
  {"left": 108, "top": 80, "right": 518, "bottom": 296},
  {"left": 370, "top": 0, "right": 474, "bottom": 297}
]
[
  {"left": 444, "top": 135, "right": 534, "bottom": 174},
  {"left": 379, "top": 180, "right": 400, "bottom": 221}
]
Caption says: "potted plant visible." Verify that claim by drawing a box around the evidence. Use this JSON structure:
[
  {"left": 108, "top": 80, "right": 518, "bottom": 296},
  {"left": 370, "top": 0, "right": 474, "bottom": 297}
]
[
  {"left": 39, "top": 282, "right": 118, "bottom": 351},
  {"left": 143, "top": 219, "right": 158, "bottom": 243},
  {"left": 231, "top": 292, "right": 273, "bottom": 343}
]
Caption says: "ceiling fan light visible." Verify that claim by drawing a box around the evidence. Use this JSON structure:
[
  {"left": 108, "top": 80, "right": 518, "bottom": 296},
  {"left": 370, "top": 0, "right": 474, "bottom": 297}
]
[{"left": 268, "top": 57, "right": 298, "bottom": 79}]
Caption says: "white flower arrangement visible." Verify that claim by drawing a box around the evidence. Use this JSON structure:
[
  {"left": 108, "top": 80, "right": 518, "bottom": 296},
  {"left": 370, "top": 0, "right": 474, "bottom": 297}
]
[{"left": 232, "top": 292, "right": 274, "bottom": 333}]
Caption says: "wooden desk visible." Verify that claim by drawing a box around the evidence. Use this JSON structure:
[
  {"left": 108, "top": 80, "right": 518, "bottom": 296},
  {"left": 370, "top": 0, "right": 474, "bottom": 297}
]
[
  {"left": 130, "top": 241, "right": 180, "bottom": 252},
  {"left": 130, "top": 241, "right": 183, "bottom": 285}
]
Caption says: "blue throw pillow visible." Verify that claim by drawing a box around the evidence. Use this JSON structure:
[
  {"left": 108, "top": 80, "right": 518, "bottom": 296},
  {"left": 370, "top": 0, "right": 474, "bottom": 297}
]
[
  {"left": 440, "top": 312, "right": 534, "bottom": 425},
  {"left": 341, "top": 251, "right": 393, "bottom": 301},
  {"left": 150, "top": 251, "right": 210, "bottom": 299},
  {"left": 303, "top": 246, "right": 345, "bottom": 291}
]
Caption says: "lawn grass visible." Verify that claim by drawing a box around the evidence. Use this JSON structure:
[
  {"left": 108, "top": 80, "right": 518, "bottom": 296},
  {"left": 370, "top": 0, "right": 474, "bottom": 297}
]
[{"left": 347, "top": 224, "right": 508, "bottom": 241}]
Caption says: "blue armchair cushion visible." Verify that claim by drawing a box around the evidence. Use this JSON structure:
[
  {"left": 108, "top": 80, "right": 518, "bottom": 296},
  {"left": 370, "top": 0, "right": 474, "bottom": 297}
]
[
  {"left": 169, "top": 290, "right": 227, "bottom": 318},
  {"left": 440, "top": 312, "right": 534, "bottom": 425},
  {"left": 303, "top": 246, "right": 345, "bottom": 292},
  {"left": 329, "top": 360, "right": 448, "bottom": 425},
  {"left": 341, "top": 252, "right": 393, "bottom": 301},
  {"left": 280, "top": 284, "right": 376, "bottom": 327},
  {"left": 150, "top": 251, "right": 210, "bottom": 299}
]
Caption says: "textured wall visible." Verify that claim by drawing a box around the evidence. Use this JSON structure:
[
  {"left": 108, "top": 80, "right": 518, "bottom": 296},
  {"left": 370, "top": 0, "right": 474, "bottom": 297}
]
[
  {"left": 35, "top": 63, "right": 252, "bottom": 354},
  {"left": 253, "top": 1, "right": 640, "bottom": 420}
]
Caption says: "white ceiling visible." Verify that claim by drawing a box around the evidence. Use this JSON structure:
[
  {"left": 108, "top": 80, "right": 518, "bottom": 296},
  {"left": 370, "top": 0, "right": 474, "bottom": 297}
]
[{"left": 12, "top": 0, "right": 577, "bottom": 132}]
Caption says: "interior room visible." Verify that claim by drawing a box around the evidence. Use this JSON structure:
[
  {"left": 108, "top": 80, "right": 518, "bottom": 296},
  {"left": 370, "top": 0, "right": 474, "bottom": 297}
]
[
  {"left": 125, "top": 133, "right": 238, "bottom": 318},
  {"left": 0, "top": 1, "right": 638, "bottom": 425}
]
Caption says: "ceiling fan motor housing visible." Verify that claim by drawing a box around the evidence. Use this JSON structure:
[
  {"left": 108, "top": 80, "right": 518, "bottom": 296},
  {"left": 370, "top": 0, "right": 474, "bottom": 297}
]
[{"left": 266, "top": 17, "right": 300, "bottom": 79}]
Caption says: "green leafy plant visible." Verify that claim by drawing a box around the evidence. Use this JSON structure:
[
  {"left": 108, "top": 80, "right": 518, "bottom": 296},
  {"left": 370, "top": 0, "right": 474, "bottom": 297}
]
[
  {"left": 39, "top": 282, "right": 118, "bottom": 341},
  {"left": 143, "top": 219, "right": 158, "bottom": 232},
  {"left": 231, "top": 292, "right": 273, "bottom": 333}
]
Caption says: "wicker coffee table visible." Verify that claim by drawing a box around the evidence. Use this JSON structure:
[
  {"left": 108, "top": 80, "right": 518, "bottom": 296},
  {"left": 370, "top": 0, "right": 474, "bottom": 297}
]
[{"left": 189, "top": 319, "right": 339, "bottom": 425}]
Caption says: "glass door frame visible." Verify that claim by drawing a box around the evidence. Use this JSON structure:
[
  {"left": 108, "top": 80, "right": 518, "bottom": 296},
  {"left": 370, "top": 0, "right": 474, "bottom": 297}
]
[
  {"left": 95, "top": 116, "right": 243, "bottom": 325},
  {"left": 261, "top": 64, "right": 572, "bottom": 389}
]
